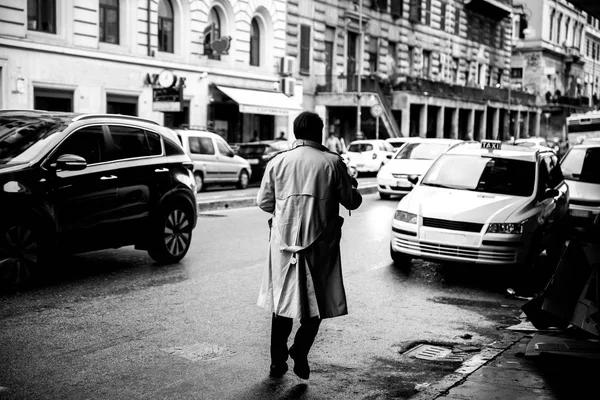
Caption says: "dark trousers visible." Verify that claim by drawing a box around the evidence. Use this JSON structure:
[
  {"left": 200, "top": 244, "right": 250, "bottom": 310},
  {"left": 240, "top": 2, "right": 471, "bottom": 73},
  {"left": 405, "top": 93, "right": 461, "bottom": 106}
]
[{"left": 270, "top": 313, "right": 321, "bottom": 365}]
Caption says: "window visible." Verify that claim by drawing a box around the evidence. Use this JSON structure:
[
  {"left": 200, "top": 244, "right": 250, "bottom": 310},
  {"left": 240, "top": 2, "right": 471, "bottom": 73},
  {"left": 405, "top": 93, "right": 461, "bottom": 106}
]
[
  {"left": 496, "top": 68, "right": 503, "bottom": 85},
  {"left": 409, "top": 0, "right": 422, "bottom": 24},
  {"left": 423, "top": 50, "right": 431, "bottom": 79},
  {"left": 368, "top": 38, "right": 379, "bottom": 73},
  {"left": 34, "top": 88, "right": 73, "bottom": 112},
  {"left": 54, "top": 126, "right": 107, "bottom": 165},
  {"left": 158, "top": 0, "right": 174, "bottom": 53},
  {"left": 250, "top": 18, "right": 260, "bottom": 66},
  {"left": 28, "top": 0, "right": 56, "bottom": 33},
  {"left": 99, "top": 0, "right": 119, "bottom": 44},
  {"left": 455, "top": 7, "right": 461, "bottom": 35},
  {"left": 549, "top": 10, "right": 555, "bottom": 42},
  {"left": 107, "top": 94, "right": 137, "bottom": 116},
  {"left": 299, "top": 24, "right": 311, "bottom": 74},
  {"left": 109, "top": 126, "right": 160, "bottom": 159},
  {"left": 440, "top": 2, "right": 446, "bottom": 32},
  {"left": 371, "top": 0, "right": 388, "bottom": 11},
  {"left": 391, "top": 0, "right": 402, "bottom": 19},
  {"left": 204, "top": 8, "right": 221, "bottom": 60},
  {"left": 216, "top": 140, "right": 234, "bottom": 157},
  {"left": 425, "top": 0, "right": 432, "bottom": 25},
  {"left": 510, "top": 68, "right": 523, "bottom": 79},
  {"left": 189, "top": 137, "right": 215, "bottom": 155}
]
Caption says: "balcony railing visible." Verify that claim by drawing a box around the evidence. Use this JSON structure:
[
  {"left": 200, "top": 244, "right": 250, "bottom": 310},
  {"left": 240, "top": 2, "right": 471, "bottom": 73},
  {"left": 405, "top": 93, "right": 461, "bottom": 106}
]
[{"left": 315, "top": 75, "right": 538, "bottom": 107}]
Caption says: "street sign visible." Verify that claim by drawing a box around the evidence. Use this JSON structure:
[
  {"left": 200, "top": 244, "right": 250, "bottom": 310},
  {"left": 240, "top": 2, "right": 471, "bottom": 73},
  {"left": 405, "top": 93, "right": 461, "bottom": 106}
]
[{"left": 370, "top": 104, "right": 383, "bottom": 118}]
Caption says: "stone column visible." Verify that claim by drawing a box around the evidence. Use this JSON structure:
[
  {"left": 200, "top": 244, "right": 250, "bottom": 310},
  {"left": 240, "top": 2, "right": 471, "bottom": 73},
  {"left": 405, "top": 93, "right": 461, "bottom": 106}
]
[
  {"left": 534, "top": 110, "right": 541, "bottom": 137},
  {"left": 437, "top": 106, "right": 445, "bottom": 138},
  {"left": 401, "top": 103, "right": 410, "bottom": 137},
  {"left": 523, "top": 111, "right": 530, "bottom": 138},
  {"left": 515, "top": 110, "right": 522, "bottom": 139},
  {"left": 451, "top": 108, "right": 459, "bottom": 139},
  {"left": 492, "top": 107, "right": 500, "bottom": 140},
  {"left": 419, "top": 104, "right": 428, "bottom": 138},
  {"left": 478, "top": 108, "right": 487, "bottom": 141},
  {"left": 467, "top": 109, "right": 475, "bottom": 140}
]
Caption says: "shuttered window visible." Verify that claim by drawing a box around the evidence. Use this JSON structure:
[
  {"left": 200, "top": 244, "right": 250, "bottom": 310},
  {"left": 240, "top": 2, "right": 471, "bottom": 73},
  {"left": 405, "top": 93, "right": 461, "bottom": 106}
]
[{"left": 300, "top": 24, "right": 311, "bottom": 74}]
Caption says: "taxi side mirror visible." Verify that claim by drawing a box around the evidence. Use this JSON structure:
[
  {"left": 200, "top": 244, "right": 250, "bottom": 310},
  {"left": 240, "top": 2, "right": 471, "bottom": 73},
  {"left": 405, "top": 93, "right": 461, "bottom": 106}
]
[
  {"left": 408, "top": 175, "right": 419, "bottom": 185},
  {"left": 543, "top": 188, "right": 559, "bottom": 199}
]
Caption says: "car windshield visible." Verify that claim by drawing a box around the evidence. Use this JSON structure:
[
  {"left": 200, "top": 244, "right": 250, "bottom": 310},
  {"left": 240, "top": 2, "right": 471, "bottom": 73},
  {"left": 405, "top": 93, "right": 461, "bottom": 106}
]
[
  {"left": 561, "top": 147, "right": 600, "bottom": 184},
  {"left": 395, "top": 142, "right": 452, "bottom": 160},
  {"left": 422, "top": 154, "right": 536, "bottom": 196},
  {"left": 0, "top": 115, "right": 68, "bottom": 166}
]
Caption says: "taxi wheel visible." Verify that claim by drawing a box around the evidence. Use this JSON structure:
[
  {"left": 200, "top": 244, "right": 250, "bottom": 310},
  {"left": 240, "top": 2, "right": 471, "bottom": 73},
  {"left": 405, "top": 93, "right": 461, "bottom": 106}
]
[
  {"left": 236, "top": 170, "right": 250, "bottom": 189},
  {"left": 390, "top": 245, "right": 412, "bottom": 269}
]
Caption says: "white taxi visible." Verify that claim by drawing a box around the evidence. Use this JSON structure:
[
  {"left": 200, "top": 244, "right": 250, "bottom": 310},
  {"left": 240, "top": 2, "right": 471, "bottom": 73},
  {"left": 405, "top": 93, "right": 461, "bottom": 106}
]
[{"left": 390, "top": 140, "right": 570, "bottom": 267}]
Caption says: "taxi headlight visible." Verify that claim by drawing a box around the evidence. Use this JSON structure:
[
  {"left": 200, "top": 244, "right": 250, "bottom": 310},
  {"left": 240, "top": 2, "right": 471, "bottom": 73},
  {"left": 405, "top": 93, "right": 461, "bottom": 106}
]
[
  {"left": 394, "top": 210, "right": 417, "bottom": 224},
  {"left": 486, "top": 222, "right": 525, "bottom": 234}
]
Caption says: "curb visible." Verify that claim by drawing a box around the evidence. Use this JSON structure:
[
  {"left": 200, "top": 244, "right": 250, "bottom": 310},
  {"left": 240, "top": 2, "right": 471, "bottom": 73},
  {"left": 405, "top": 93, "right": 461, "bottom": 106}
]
[
  {"left": 197, "top": 184, "right": 379, "bottom": 212},
  {"left": 410, "top": 337, "right": 523, "bottom": 400}
]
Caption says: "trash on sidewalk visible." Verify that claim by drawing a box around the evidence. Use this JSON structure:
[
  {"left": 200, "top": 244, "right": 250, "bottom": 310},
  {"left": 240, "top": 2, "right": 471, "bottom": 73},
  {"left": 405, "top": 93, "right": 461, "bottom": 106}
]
[{"left": 524, "top": 333, "right": 600, "bottom": 359}]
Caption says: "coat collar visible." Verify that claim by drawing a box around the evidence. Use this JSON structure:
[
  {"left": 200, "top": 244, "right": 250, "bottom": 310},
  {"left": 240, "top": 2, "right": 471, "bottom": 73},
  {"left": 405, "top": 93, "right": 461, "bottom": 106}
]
[{"left": 292, "top": 139, "right": 328, "bottom": 152}]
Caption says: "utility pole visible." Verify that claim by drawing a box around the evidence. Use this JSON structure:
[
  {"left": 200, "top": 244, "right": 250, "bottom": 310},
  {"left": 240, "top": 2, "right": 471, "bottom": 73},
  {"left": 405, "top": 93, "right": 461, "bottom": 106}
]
[{"left": 356, "top": 0, "right": 363, "bottom": 140}]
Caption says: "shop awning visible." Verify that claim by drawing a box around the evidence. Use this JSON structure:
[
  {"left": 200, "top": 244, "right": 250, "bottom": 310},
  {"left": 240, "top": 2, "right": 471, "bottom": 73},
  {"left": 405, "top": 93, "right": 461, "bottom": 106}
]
[{"left": 216, "top": 85, "right": 304, "bottom": 116}]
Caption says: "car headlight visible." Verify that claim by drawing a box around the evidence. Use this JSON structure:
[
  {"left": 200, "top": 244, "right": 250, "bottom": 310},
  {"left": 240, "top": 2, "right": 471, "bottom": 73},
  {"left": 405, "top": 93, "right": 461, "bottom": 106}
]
[
  {"left": 486, "top": 221, "right": 526, "bottom": 234},
  {"left": 394, "top": 210, "right": 417, "bottom": 224}
]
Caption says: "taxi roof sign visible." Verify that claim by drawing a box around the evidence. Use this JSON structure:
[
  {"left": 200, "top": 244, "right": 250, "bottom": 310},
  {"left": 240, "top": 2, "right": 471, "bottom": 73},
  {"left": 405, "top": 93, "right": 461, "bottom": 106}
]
[{"left": 481, "top": 140, "right": 502, "bottom": 151}]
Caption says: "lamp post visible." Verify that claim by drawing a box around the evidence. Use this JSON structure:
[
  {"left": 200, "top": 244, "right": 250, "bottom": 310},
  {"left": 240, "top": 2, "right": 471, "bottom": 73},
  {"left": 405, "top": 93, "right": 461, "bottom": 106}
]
[{"left": 355, "top": 0, "right": 363, "bottom": 140}]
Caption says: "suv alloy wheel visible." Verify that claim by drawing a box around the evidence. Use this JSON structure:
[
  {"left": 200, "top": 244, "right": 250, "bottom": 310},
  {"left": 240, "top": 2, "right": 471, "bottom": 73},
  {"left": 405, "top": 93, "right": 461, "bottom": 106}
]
[{"left": 148, "top": 200, "right": 195, "bottom": 263}]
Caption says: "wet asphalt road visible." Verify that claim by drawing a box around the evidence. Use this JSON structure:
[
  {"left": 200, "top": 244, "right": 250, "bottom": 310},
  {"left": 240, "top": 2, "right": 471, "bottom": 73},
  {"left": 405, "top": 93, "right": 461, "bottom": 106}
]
[{"left": 0, "top": 193, "right": 536, "bottom": 400}]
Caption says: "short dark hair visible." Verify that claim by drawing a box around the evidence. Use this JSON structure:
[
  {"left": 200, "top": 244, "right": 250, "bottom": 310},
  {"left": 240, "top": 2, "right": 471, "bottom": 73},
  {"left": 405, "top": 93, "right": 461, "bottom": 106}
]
[{"left": 293, "top": 111, "right": 323, "bottom": 142}]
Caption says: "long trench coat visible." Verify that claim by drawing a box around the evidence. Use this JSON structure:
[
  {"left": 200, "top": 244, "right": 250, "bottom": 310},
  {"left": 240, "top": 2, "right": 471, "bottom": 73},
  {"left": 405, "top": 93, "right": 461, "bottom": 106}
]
[{"left": 256, "top": 139, "right": 362, "bottom": 319}]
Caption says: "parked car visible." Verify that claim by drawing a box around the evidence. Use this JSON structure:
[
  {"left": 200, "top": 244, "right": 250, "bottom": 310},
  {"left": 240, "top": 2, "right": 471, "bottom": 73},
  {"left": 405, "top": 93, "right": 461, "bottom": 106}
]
[
  {"left": 236, "top": 140, "right": 290, "bottom": 180},
  {"left": 173, "top": 128, "right": 252, "bottom": 192},
  {"left": 346, "top": 139, "right": 395, "bottom": 174},
  {"left": 510, "top": 137, "right": 551, "bottom": 148},
  {"left": 0, "top": 110, "right": 198, "bottom": 293},
  {"left": 390, "top": 140, "right": 569, "bottom": 269},
  {"left": 377, "top": 138, "right": 463, "bottom": 199},
  {"left": 560, "top": 141, "right": 600, "bottom": 236}
]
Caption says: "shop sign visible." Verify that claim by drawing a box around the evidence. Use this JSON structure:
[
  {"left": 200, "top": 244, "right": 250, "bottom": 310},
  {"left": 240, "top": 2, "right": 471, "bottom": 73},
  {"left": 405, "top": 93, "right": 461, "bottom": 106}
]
[
  {"left": 210, "top": 36, "right": 232, "bottom": 55},
  {"left": 146, "top": 69, "right": 186, "bottom": 112},
  {"left": 239, "top": 104, "right": 289, "bottom": 116}
]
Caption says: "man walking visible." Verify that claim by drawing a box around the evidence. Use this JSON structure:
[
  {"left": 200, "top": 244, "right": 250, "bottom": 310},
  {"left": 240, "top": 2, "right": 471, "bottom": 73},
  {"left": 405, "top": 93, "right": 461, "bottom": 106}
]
[{"left": 256, "top": 111, "right": 362, "bottom": 380}]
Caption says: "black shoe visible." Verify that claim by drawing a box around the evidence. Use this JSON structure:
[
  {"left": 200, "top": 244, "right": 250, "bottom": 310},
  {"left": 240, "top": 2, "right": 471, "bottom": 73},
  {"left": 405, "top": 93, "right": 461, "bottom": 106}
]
[
  {"left": 269, "top": 363, "right": 288, "bottom": 379},
  {"left": 289, "top": 346, "right": 310, "bottom": 379}
]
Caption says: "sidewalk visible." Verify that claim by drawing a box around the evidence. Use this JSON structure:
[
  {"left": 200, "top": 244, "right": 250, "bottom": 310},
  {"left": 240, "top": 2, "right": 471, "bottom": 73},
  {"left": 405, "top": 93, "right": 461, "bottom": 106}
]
[{"left": 412, "top": 330, "right": 599, "bottom": 400}]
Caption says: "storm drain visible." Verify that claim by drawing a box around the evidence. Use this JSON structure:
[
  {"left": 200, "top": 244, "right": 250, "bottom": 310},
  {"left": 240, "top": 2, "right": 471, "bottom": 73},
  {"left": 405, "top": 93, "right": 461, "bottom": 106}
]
[
  {"left": 160, "top": 342, "right": 234, "bottom": 362},
  {"left": 403, "top": 344, "right": 464, "bottom": 362}
]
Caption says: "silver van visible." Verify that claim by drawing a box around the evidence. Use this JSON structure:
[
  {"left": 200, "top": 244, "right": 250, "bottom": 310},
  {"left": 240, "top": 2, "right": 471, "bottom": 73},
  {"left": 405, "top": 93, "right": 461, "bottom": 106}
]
[{"left": 173, "top": 128, "right": 252, "bottom": 192}]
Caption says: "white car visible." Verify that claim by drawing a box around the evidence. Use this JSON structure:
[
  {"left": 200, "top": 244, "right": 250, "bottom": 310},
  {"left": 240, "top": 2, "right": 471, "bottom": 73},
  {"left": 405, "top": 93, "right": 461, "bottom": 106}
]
[
  {"left": 377, "top": 138, "right": 463, "bottom": 199},
  {"left": 386, "top": 137, "right": 413, "bottom": 150},
  {"left": 173, "top": 128, "right": 252, "bottom": 192},
  {"left": 346, "top": 139, "right": 395, "bottom": 173},
  {"left": 560, "top": 141, "right": 600, "bottom": 235},
  {"left": 390, "top": 140, "right": 570, "bottom": 268}
]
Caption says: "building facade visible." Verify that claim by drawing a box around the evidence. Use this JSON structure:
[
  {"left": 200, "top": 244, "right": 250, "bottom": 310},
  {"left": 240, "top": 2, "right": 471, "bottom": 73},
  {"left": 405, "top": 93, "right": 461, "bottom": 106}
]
[
  {"left": 513, "top": 0, "right": 592, "bottom": 141},
  {"left": 0, "top": 0, "right": 303, "bottom": 144},
  {"left": 284, "top": 0, "right": 541, "bottom": 145}
]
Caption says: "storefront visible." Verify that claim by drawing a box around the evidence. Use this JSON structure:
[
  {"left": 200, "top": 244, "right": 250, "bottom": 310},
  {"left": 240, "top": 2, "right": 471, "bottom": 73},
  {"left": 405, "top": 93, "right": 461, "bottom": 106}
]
[{"left": 207, "top": 84, "right": 303, "bottom": 144}]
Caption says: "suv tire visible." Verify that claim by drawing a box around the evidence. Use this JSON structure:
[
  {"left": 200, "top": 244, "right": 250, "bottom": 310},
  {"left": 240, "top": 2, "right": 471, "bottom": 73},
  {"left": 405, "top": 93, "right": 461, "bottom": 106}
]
[
  {"left": 236, "top": 170, "right": 250, "bottom": 189},
  {"left": 0, "top": 216, "right": 50, "bottom": 294},
  {"left": 148, "top": 200, "right": 194, "bottom": 264}
]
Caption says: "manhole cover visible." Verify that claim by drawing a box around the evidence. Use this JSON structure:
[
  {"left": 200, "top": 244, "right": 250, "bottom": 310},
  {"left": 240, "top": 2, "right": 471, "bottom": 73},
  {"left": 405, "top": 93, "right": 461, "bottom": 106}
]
[{"left": 404, "top": 344, "right": 464, "bottom": 362}]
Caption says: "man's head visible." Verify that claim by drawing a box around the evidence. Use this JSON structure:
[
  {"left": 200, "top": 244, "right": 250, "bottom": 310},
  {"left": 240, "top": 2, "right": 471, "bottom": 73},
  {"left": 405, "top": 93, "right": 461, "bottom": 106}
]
[{"left": 294, "top": 111, "right": 324, "bottom": 142}]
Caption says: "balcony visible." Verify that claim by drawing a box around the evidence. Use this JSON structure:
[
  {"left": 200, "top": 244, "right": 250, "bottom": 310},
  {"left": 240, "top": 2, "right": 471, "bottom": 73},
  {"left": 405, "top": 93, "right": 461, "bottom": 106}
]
[{"left": 565, "top": 46, "right": 582, "bottom": 63}]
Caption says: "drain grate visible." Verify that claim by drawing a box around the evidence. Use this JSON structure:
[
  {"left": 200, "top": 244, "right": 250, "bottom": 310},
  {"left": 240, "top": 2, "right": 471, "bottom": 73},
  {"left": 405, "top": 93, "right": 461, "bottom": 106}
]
[{"left": 404, "top": 344, "right": 464, "bottom": 362}]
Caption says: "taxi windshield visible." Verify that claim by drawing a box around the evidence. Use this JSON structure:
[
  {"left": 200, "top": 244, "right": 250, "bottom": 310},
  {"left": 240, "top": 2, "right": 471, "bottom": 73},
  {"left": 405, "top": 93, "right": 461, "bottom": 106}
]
[
  {"left": 422, "top": 154, "right": 536, "bottom": 197},
  {"left": 560, "top": 147, "right": 600, "bottom": 184},
  {"left": 395, "top": 142, "right": 451, "bottom": 160}
]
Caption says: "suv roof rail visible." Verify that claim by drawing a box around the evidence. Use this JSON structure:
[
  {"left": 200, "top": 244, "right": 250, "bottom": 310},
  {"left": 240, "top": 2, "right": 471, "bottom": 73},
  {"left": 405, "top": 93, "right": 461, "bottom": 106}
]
[{"left": 72, "top": 114, "right": 160, "bottom": 126}]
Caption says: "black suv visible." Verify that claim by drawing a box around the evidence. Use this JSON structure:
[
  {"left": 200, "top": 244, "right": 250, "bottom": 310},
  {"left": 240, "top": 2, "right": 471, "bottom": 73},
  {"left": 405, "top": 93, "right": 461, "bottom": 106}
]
[{"left": 0, "top": 110, "right": 198, "bottom": 292}]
